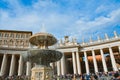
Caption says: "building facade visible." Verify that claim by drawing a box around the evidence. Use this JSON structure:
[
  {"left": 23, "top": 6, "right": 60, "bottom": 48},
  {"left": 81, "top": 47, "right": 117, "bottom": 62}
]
[
  {"left": 0, "top": 30, "right": 32, "bottom": 77},
  {"left": 0, "top": 30, "right": 120, "bottom": 77}
]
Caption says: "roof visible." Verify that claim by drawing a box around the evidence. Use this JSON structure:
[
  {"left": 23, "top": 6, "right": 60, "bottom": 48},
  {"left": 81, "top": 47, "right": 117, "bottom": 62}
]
[{"left": 0, "top": 29, "right": 32, "bottom": 34}]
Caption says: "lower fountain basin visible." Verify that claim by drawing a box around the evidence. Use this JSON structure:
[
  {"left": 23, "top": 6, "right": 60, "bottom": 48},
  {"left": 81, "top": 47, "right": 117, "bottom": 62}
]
[{"left": 23, "top": 49, "right": 62, "bottom": 66}]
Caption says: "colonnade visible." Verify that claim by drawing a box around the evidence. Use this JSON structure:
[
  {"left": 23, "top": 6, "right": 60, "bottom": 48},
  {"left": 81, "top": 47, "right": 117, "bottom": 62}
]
[
  {"left": 0, "top": 54, "right": 31, "bottom": 76},
  {"left": 0, "top": 46, "right": 119, "bottom": 76},
  {"left": 57, "top": 46, "right": 120, "bottom": 75}
]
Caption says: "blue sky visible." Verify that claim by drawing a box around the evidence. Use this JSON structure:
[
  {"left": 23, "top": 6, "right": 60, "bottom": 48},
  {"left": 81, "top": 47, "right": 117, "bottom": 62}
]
[{"left": 0, "top": 0, "right": 120, "bottom": 43}]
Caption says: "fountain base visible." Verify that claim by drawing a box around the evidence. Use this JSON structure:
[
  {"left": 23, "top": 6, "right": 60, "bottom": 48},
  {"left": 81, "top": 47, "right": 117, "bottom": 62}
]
[{"left": 31, "top": 66, "right": 53, "bottom": 80}]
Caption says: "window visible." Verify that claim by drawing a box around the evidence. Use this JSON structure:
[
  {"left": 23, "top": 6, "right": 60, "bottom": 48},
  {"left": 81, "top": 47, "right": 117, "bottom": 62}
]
[
  {"left": 10, "top": 33, "right": 14, "bottom": 38},
  {"left": 26, "top": 34, "right": 31, "bottom": 38},
  {"left": 4, "top": 33, "right": 9, "bottom": 37},
  {"left": 4, "top": 40, "right": 7, "bottom": 44},
  {"left": 0, "top": 33, "right": 3, "bottom": 37},
  {"left": 0, "top": 40, "right": 2, "bottom": 44},
  {"left": 21, "top": 34, "right": 25, "bottom": 38},
  {"left": 26, "top": 34, "right": 29, "bottom": 38},
  {"left": 16, "top": 33, "right": 20, "bottom": 38}
]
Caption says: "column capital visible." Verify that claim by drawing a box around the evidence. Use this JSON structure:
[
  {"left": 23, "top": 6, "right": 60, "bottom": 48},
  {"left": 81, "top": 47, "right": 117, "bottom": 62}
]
[
  {"left": 83, "top": 50, "right": 87, "bottom": 52},
  {"left": 4, "top": 54, "right": 7, "bottom": 56},
  {"left": 72, "top": 50, "right": 78, "bottom": 53},
  {"left": 72, "top": 51, "right": 75, "bottom": 53},
  {"left": 61, "top": 52, "right": 64, "bottom": 58},
  {"left": 118, "top": 46, "right": 120, "bottom": 47},
  {"left": 108, "top": 46, "right": 112, "bottom": 49},
  {"left": 76, "top": 51, "right": 79, "bottom": 53},
  {"left": 60, "top": 51, "right": 64, "bottom": 53},
  {"left": 100, "top": 48, "right": 103, "bottom": 50}
]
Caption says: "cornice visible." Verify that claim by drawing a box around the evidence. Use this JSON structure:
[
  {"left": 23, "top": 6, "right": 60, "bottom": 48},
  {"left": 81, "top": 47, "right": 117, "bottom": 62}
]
[
  {"left": 56, "top": 44, "right": 80, "bottom": 49},
  {"left": 0, "top": 47, "right": 28, "bottom": 51},
  {"left": 0, "top": 29, "right": 32, "bottom": 34}
]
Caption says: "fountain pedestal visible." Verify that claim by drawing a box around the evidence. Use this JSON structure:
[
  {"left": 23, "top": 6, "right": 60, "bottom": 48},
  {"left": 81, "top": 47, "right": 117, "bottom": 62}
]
[{"left": 31, "top": 66, "right": 53, "bottom": 80}]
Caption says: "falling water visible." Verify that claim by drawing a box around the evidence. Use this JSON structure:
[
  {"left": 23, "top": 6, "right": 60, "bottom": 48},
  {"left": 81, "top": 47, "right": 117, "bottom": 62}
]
[{"left": 40, "top": 23, "right": 46, "bottom": 32}]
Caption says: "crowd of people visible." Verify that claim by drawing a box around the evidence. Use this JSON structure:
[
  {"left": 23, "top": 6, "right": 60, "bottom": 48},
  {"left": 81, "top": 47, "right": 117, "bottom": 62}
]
[
  {"left": 0, "top": 71, "right": 120, "bottom": 80},
  {"left": 54, "top": 71, "right": 120, "bottom": 80},
  {"left": 0, "top": 75, "right": 30, "bottom": 80}
]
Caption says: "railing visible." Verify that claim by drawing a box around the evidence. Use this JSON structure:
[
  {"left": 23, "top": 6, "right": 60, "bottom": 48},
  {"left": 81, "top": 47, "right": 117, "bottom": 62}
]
[
  {"left": 80, "top": 36, "right": 120, "bottom": 47},
  {"left": 57, "top": 35, "right": 120, "bottom": 48}
]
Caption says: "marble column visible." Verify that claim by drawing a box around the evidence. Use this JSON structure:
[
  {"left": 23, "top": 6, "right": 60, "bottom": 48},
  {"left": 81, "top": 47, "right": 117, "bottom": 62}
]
[
  {"left": 100, "top": 49, "right": 108, "bottom": 72},
  {"left": 109, "top": 47, "right": 118, "bottom": 71},
  {"left": 118, "top": 46, "right": 120, "bottom": 53},
  {"left": 26, "top": 61, "right": 31, "bottom": 76},
  {"left": 92, "top": 50, "right": 98, "bottom": 73},
  {"left": 57, "top": 61, "right": 61, "bottom": 76},
  {"left": 84, "top": 51, "right": 89, "bottom": 74},
  {"left": 9, "top": 54, "right": 16, "bottom": 76},
  {"left": 18, "top": 55, "right": 23, "bottom": 76},
  {"left": 76, "top": 51, "right": 81, "bottom": 74},
  {"left": 61, "top": 53, "right": 66, "bottom": 75},
  {"left": 50, "top": 63, "right": 54, "bottom": 69},
  {"left": 72, "top": 52, "right": 77, "bottom": 74},
  {"left": 118, "top": 46, "right": 120, "bottom": 61},
  {"left": 0, "top": 54, "right": 7, "bottom": 76},
  {"left": 50, "top": 62, "right": 55, "bottom": 74}
]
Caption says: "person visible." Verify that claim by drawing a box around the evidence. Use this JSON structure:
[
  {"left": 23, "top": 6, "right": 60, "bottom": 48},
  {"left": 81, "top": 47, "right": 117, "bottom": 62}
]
[
  {"left": 90, "top": 75, "right": 94, "bottom": 80},
  {"left": 113, "top": 72, "right": 120, "bottom": 80},
  {"left": 86, "top": 74, "right": 90, "bottom": 80}
]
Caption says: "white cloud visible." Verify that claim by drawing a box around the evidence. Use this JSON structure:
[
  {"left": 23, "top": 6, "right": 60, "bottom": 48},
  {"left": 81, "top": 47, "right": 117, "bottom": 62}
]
[
  {"left": 66, "top": 9, "right": 120, "bottom": 41},
  {"left": 0, "top": 0, "right": 71, "bottom": 34},
  {"left": 0, "top": 0, "right": 120, "bottom": 42},
  {"left": 32, "top": 0, "right": 57, "bottom": 9}
]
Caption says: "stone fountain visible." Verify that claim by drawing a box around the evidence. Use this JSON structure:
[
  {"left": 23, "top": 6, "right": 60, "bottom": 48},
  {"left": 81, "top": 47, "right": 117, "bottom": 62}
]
[{"left": 23, "top": 32, "right": 62, "bottom": 80}]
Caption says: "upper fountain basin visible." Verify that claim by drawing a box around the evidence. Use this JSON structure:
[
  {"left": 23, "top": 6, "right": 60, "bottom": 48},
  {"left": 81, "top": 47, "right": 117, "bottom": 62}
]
[{"left": 29, "top": 32, "right": 57, "bottom": 46}]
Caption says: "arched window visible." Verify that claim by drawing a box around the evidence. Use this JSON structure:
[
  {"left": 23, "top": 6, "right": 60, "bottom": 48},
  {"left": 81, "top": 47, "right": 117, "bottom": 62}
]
[
  {"left": 4, "top": 40, "right": 7, "bottom": 44},
  {"left": 9, "top": 39, "right": 13, "bottom": 45},
  {"left": 20, "top": 40, "right": 24, "bottom": 46}
]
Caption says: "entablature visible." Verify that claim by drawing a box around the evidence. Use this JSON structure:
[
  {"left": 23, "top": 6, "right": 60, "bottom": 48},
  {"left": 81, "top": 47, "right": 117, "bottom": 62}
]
[{"left": 57, "top": 47, "right": 79, "bottom": 53}]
